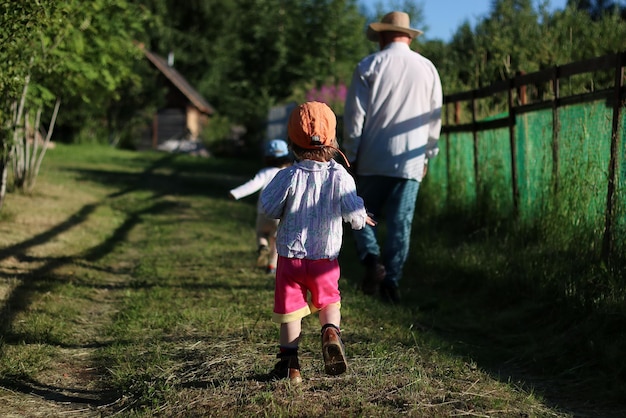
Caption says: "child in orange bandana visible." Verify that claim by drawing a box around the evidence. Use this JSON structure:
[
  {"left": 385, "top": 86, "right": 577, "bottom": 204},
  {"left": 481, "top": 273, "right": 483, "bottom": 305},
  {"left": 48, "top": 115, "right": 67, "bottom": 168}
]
[{"left": 261, "top": 102, "right": 375, "bottom": 382}]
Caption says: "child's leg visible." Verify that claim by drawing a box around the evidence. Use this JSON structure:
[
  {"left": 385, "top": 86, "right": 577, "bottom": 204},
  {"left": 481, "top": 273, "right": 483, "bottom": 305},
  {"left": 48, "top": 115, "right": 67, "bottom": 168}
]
[
  {"left": 319, "top": 303, "right": 340, "bottom": 329},
  {"left": 257, "top": 235, "right": 269, "bottom": 249},
  {"left": 319, "top": 303, "right": 347, "bottom": 376},
  {"left": 267, "top": 242, "right": 278, "bottom": 273},
  {"left": 270, "top": 320, "right": 302, "bottom": 383},
  {"left": 279, "top": 320, "right": 301, "bottom": 348},
  {"left": 271, "top": 257, "right": 310, "bottom": 383},
  {"left": 255, "top": 216, "right": 270, "bottom": 268},
  {"left": 302, "top": 258, "right": 346, "bottom": 376},
  {"left": 257, "top": 215, "right": 279, "bottom": 271},
  {"left": 255, "top": 214, "right": 270, "bottom": 248}
]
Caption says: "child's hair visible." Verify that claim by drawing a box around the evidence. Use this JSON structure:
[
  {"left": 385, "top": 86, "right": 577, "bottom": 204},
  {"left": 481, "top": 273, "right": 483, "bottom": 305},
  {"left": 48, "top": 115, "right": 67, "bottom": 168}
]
[
  {"left": 289, "top": 138, "right": 339, "bottom": 162},
  {"left": 265, "top": 155, "right": 293, "bottom": 167}
]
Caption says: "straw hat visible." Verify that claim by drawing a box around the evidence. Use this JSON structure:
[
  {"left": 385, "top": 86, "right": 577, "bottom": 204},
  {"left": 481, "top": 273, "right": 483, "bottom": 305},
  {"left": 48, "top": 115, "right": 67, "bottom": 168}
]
[{"left": 366, "top": 11, "right": 423, "bottom": 42}]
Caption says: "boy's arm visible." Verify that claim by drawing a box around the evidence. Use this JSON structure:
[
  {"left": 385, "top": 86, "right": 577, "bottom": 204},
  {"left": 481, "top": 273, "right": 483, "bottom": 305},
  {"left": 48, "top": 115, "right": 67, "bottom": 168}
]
[{"left": 229, "top": 168, "right": 272, "bottom": 200}]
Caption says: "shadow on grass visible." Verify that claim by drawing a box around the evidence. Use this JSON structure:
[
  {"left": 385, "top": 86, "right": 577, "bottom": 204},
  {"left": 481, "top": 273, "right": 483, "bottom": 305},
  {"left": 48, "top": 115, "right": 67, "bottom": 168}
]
[
  {"left": 0, "top": 199, "right": 185, "bottom": 331},
  {"left": 0, "top": 377, "right": 118, "bottom": 408},
  {"left": 0, "top": 169, "right": 201, "bottom": 409},
  {"left": 339, "top": 215, "right": 626, "bottom": 417},
  {"left": 0, "top": 152, "right": 270, "bottom": 412},
  {"left": 68, "top": 152, "right": 261, "bottom": 202}
]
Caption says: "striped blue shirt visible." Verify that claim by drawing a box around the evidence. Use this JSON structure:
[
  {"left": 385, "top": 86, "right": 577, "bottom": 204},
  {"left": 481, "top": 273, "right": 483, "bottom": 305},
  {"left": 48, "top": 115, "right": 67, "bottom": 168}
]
[{"left": 260, "top": 159, "right": 368, "bottom": 260}]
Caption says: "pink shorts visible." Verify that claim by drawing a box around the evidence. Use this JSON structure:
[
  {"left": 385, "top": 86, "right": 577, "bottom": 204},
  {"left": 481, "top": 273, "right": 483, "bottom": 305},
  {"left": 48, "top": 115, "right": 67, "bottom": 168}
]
[{"left": 273, "top": 256, "right": 341, "bottom": 323}]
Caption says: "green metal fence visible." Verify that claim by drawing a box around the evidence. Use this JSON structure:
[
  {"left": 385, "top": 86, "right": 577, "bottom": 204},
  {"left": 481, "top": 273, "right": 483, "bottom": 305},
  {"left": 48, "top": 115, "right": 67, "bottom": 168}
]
[{"left": 422, "top": 51, "right": 626, "bottom": 262}]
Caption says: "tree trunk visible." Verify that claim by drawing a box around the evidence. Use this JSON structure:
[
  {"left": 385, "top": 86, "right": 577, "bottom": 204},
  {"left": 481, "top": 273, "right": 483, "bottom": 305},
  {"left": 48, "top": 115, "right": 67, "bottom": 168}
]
[
  {"left": 27, "top": 98, "right": 60, "bottom": 193},
  {"left": 0, "top": 157, "right": 8, "bottom": 212}
]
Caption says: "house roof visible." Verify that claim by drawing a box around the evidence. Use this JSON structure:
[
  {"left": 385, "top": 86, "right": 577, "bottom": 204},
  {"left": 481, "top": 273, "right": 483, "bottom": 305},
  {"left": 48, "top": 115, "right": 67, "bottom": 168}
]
[{"left": 141, "top": 46, "right": 215, "bottom": 115}]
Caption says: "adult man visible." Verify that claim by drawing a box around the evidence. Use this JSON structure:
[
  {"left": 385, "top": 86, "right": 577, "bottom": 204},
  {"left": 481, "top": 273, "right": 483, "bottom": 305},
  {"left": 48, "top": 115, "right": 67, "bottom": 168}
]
[{"left": 343, "top": 11, "right": 442, "bottom": 303}]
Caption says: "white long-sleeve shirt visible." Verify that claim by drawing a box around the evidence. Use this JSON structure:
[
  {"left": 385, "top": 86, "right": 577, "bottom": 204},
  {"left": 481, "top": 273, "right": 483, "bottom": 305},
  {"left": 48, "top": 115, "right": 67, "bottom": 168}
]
[
  {"left": 260, "top": 159, "right": 368, "bottom": 260},
  {"left": 230, "top": 166, "right": 283, "bottom": 213},
  {"left": 343, "top": 42, "right": 443, "bottom": 181}
]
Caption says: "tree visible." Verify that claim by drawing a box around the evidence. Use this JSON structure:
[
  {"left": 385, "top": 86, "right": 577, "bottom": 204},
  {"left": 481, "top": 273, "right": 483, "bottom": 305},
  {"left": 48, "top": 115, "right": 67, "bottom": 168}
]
[
  {"left": 0, "top": 2, "right": 45, "bottom": 208},
  {"left": 436, "top": 22, "right": 480, "bottom": 93},
  {"left": 136, "top": 0, "right": 372, "bottom": 142},
  {"left": 543, "top": 2, "right": 626, "bottom": 66},
  {"left": 442, "top": 0, "right": 626, "bottom": 94},
  {"left": 567, "top": 0, "right": 626, "bottom": 19},
  {"left": 471, "top": 0, "right": 547, "bottom": 84},
  {"left": 0, "top": 0, "right": 148, "bottom": 209}
]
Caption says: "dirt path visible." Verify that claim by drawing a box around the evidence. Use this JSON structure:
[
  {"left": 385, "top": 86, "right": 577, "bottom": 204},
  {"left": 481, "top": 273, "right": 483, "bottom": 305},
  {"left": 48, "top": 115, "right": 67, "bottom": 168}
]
[
  {"left": 0, "top": 188, "right": 128, "bottom": 417},
  {"left": 0, "top": 273, "right": 123, "bottom": 417}
]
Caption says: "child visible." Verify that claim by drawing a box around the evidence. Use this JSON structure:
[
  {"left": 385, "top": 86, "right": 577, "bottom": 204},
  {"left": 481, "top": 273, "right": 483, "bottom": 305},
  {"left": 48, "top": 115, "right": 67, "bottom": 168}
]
[
  {"left": 260, "top": 101, "right": 375, "bottom": 383},
  {"left": 229, "top": 138, "right": 292, "bottom": 274}
]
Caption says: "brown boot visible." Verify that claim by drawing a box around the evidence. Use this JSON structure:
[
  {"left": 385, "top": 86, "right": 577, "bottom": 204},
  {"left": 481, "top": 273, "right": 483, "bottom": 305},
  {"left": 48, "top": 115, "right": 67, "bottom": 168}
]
[
  {"left": 361, "top": 254, "right": 385, "bottom": 295},
  {"left": 321, "top": 324, "right": 347, "bottom": 376},
  {"left": 270, "top": 352, "right": 302, "bottom": 383}
]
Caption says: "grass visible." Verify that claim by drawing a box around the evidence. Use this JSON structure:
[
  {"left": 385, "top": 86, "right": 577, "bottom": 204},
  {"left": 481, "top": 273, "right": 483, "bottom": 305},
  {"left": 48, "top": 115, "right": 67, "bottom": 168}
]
[{"left": 0, "top": 143, "right": 624, "bottom": 417}]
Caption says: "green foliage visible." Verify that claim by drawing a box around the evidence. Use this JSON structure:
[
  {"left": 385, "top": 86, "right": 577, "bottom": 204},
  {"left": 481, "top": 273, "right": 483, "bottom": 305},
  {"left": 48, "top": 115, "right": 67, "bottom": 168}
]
[
  {"left": 0, "top": 0, "right": 151, "bottom": 205},
  {"left": 0, "top": 3, "right": 147, "bottom": 134},
  {"left": 547, "top": 4, "right": 626, "bottom": 64},
  {"left": 5, "top": 0, "right": 625, "bottom": 147},
  {"left": 439, "top": 0, "right": 626, "bottom": 94},
  {"left": 137, "top": 0, "right": 371, "bottom": 142},
  {"left": 0, "top": 0, "right": 148, "bottom": 111},
  {"left": 3, "top": 0, "right": 626, "bottom": 145},
  {"left": 199, "top": 113, "right": 233, "bottom": 148},
  {"left": 568, "top": 0, "right": 626, "bottom": 20},
  {"left": 2, "top": 0, "right": 626, "bottom": 210}
]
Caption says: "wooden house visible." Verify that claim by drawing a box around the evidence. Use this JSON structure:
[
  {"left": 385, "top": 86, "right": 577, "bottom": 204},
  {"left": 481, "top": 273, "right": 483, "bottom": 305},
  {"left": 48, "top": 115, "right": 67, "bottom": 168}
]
[{"left": 141, "top": 46, "right": 215, "bottom": 149}]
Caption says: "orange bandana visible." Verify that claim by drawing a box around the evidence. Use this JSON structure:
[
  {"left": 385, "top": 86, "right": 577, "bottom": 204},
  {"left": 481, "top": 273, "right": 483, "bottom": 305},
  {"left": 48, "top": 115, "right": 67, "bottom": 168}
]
[{"left": 288, "top": 101, "right": 350, "bottom": 167}]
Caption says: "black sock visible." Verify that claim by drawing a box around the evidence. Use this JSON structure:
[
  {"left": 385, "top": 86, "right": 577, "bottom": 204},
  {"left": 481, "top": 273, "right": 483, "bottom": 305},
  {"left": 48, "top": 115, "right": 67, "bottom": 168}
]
[
  {"left": 278, "top": 346, "right": 298, "bottom": 357},
  {"left": 321, "top": 323, "right": 340, "bottom": 335}
]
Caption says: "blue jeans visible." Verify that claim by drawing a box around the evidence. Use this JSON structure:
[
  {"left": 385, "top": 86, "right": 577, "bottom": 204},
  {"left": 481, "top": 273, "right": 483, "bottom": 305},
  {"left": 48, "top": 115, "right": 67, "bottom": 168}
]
[{"left": 352, "top": 175, "right": 420, "bottom": 287}]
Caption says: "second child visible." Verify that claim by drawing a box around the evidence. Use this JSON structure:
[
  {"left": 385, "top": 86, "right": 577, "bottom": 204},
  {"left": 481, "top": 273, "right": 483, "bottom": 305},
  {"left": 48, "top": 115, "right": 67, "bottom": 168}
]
[{"left": 229, "top": 139, "right": 292, "bottom": 273}]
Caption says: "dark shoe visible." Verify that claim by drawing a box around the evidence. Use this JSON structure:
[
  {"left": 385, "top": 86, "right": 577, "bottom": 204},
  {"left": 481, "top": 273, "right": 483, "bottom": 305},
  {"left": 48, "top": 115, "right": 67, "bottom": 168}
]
[
  {"left": 380, "top": 282, "right": 400, "bottom": 304},
  {"left": 321, "top": 325, "right": 347, "bottom": 376},
  {"left": 361, "top": 254, "right": 385, "bottom": 295},
  {"left": 256, "top": 245, "right": 270, "bottom": 268},
  {"left": 270, "top": 353, "right": 302, "bottom": 383}
]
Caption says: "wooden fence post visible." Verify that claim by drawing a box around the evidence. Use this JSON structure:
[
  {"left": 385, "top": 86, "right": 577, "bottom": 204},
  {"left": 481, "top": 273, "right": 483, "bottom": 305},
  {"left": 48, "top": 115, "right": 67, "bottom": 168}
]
[
  {"left": 508, "top": 78, "right": 520, "bottom": 216},
  {"left": 602, "top": 52, "right": 625, "bottom": 263},
  {"left": 552, "top": 67, "right": 561, "bottom": 194},
  {"left": 471, "top": 92, "right": 479, "bottom": 205}
]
